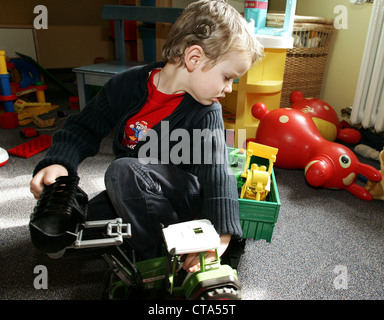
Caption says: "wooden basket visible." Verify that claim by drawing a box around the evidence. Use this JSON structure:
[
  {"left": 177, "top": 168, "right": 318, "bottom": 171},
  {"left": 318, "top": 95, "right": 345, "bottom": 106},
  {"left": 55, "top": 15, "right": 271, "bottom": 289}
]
[{"left": 266, "top": 14, "right": 335, "bottom": 107}]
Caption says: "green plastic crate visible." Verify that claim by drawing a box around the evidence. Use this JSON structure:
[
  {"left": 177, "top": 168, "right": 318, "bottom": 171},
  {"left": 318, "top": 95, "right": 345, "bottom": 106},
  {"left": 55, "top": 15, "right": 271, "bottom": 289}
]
[
  {"left": 239, "top": 168, "right": 280, "bottom": 242},
  {"left": 228, "top": 147, "right": 281, "bottom": 242}
]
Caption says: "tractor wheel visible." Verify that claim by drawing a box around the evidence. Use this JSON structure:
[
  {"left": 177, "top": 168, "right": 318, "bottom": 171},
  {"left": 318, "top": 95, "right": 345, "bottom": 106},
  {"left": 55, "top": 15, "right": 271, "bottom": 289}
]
[{"left": 199, "top": 287, "right": 241, "bottom": 300}]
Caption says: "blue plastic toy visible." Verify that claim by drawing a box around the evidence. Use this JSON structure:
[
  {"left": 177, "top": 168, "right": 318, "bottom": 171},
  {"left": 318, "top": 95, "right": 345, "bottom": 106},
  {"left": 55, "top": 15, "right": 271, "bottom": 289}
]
[
  {"left": 244, "top": 0, "right": 297, "bottom": 37},
  {"left": 10, "top": 58, "right": 41, "bottom": 89}
]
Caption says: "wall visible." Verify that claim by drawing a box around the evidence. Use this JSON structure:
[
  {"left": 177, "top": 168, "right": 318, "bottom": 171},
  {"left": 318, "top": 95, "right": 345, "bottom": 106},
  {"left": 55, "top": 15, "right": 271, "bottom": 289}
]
[
  {"left": 36, "top": 26, "right": 115, "bottom": 69},
  {"left": 0, "top": 0, "right": 117, "bottom": 26},
  {"left": 0, "top": 0, "right": 118, "bottom": 69},
  {"left": 266, "top": 0, "right": 372, "bottom": 115},
  {"left": 295, "top": 0, "right": 372, "bottom": 116}
]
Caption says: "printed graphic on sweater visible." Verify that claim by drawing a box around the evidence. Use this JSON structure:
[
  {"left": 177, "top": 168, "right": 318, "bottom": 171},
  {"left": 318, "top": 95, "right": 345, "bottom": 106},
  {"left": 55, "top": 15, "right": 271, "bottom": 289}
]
[
  {"left": 122, "top": 120, "right": 149, "bottom": 149},
  {"left": 120, "top": 68, "right": 184, "bottom": 150}
]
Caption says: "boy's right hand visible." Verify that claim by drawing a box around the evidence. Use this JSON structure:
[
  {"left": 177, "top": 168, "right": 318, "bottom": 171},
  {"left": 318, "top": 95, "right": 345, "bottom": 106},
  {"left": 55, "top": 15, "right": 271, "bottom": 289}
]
[{"left": 30, "top": 164, "right": 69, "bottom": 199}]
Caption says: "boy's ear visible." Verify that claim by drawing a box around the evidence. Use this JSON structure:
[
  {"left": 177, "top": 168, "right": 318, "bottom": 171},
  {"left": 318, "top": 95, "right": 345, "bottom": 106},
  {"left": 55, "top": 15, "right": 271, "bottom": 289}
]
[{"left": 184, "top": 45, "right": 205, "bottom": 72}]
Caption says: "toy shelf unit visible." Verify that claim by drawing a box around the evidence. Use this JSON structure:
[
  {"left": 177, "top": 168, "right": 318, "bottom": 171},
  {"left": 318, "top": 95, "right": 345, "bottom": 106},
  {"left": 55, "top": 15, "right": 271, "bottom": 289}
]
[
  {"left": 221, "top": 0, "right": 297, "bottom": 148},
  {"left": 222, "top": 44, "right": 289, "bottom": 148},
  {"left": 228, "top": 144, "right": 281, "bottom": 242}
]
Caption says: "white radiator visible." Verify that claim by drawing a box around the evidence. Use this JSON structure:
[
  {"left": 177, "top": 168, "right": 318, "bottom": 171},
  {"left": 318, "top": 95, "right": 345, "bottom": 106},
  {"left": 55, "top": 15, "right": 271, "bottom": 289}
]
[{"left": 350, "top": 0, "right": 384, "bottom": 132}]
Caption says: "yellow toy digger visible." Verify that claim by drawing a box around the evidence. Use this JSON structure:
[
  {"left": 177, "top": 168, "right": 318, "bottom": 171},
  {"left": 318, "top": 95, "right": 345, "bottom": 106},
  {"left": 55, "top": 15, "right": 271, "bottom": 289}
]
[{"left": 240, "top": 142, "right": 278, "bottom": 201}]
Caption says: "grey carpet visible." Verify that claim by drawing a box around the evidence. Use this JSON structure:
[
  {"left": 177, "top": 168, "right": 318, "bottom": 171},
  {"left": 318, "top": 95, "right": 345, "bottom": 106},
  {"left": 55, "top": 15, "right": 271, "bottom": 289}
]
[
  {"left": 238, "top": 166, "right": 383, "bottom": 300},
  {"left": 1, "top": 71, "right": 383, "bottom": 300}
]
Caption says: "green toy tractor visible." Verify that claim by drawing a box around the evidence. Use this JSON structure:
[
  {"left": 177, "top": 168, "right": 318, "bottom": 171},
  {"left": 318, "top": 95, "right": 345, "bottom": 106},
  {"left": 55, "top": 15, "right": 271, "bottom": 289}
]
[
  {"left": 29, "top": 176, "right": 241, "bottom": 300},
  {"left": 103, "top": 219, "right": 241, "bottom": 300}
]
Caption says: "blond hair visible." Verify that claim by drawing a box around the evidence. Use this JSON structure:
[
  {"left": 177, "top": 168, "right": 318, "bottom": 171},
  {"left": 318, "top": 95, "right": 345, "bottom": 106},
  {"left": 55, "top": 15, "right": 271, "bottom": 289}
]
[{"left": 162, "top": 0, "right": 263, "bottom": 69}]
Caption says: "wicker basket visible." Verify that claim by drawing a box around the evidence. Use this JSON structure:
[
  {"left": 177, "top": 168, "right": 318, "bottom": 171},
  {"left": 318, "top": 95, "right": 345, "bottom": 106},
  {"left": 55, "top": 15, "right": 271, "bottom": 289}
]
[{"left": 266, "top": 14, "right": 335, "bottom": 108}]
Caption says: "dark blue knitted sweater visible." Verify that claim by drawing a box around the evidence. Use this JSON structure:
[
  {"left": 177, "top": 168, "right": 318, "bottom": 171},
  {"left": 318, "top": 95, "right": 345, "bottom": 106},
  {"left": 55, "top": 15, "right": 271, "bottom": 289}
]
[{"left": 33, "top": 62, "right": 242, "bottom": 238}]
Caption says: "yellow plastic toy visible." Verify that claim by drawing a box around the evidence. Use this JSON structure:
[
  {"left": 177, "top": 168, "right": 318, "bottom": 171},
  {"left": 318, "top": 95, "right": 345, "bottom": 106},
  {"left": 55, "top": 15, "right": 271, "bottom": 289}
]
[
  {"left": 0, "top": 50, "right": 16, "bottom": 112},
  {"left": 240, "top": 141, "right": 278, "bottom": 201},
  {"left": 240, "top": 163, "right": 270, "bottom": 201},
  {"left": 14, "top": 99, "right": 51, "bottom": 112}
]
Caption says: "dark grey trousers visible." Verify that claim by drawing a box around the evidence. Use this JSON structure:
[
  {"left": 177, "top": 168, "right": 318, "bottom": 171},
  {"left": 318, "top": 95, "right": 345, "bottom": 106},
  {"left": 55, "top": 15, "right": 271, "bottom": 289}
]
[{"left": 88, "top": 157, "right": 203, "bottom": 259}]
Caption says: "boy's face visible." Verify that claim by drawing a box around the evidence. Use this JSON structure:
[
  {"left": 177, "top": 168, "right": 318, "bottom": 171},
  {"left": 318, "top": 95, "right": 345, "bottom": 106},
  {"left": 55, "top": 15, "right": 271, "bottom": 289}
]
[{"left": 189, "top": 51, "right": 252, "bottom": 106}]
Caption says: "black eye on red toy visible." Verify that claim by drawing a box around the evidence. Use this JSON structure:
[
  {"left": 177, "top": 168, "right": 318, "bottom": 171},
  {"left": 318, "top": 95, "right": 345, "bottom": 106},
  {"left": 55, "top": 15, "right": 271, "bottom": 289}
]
[{"left": 339, "top": 155, "right": 351, "bottom": 168}]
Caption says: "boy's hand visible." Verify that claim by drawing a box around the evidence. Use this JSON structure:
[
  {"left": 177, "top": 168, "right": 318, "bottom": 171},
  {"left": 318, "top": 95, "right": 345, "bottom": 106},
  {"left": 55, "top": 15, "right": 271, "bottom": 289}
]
[
  {"left": 30, "top": 164, "right": 68, "bottom": 199},
  {"left": 183, "top": 234, "right": 231, "bottom": 273}
]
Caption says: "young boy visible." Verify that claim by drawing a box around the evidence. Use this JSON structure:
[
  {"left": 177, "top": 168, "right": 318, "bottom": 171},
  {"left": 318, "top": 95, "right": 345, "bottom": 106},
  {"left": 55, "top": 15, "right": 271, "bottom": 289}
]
[{"left": 30, "top": 0, "right": 263, "bottom": 272}]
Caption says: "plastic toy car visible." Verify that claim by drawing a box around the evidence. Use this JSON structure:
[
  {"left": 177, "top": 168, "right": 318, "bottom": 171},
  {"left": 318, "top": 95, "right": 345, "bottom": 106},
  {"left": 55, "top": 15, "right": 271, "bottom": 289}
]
[{"left": 29, "top": 176, "right": 242, "bottom": 300}]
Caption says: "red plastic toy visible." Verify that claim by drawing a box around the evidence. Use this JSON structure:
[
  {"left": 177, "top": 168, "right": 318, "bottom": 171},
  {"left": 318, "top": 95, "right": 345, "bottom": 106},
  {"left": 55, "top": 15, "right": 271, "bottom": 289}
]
[
  {"left": 8, "top": 135, "right": 51, "bottom": 158},
  {"left": 289, "top": 91, "right": 361, "bottom": 144},
  {"left": 250, "top": 103, "right": 382, "bottom": 201},
  {"left": 0, "top": 147, "right": 9, "bottom": 166},
  {"left": 20, "top": 127, "right": 39, "bottom": 139},
  {"left": 0, "top": 112, "right": 18, "bottom": 129}
]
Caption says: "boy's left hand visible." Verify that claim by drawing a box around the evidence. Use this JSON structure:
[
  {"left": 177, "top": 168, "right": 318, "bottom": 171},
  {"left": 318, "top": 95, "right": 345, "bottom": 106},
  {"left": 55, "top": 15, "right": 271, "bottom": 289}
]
[{"left": 183, "top": 234, "right": 231, "bottom": 273}]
